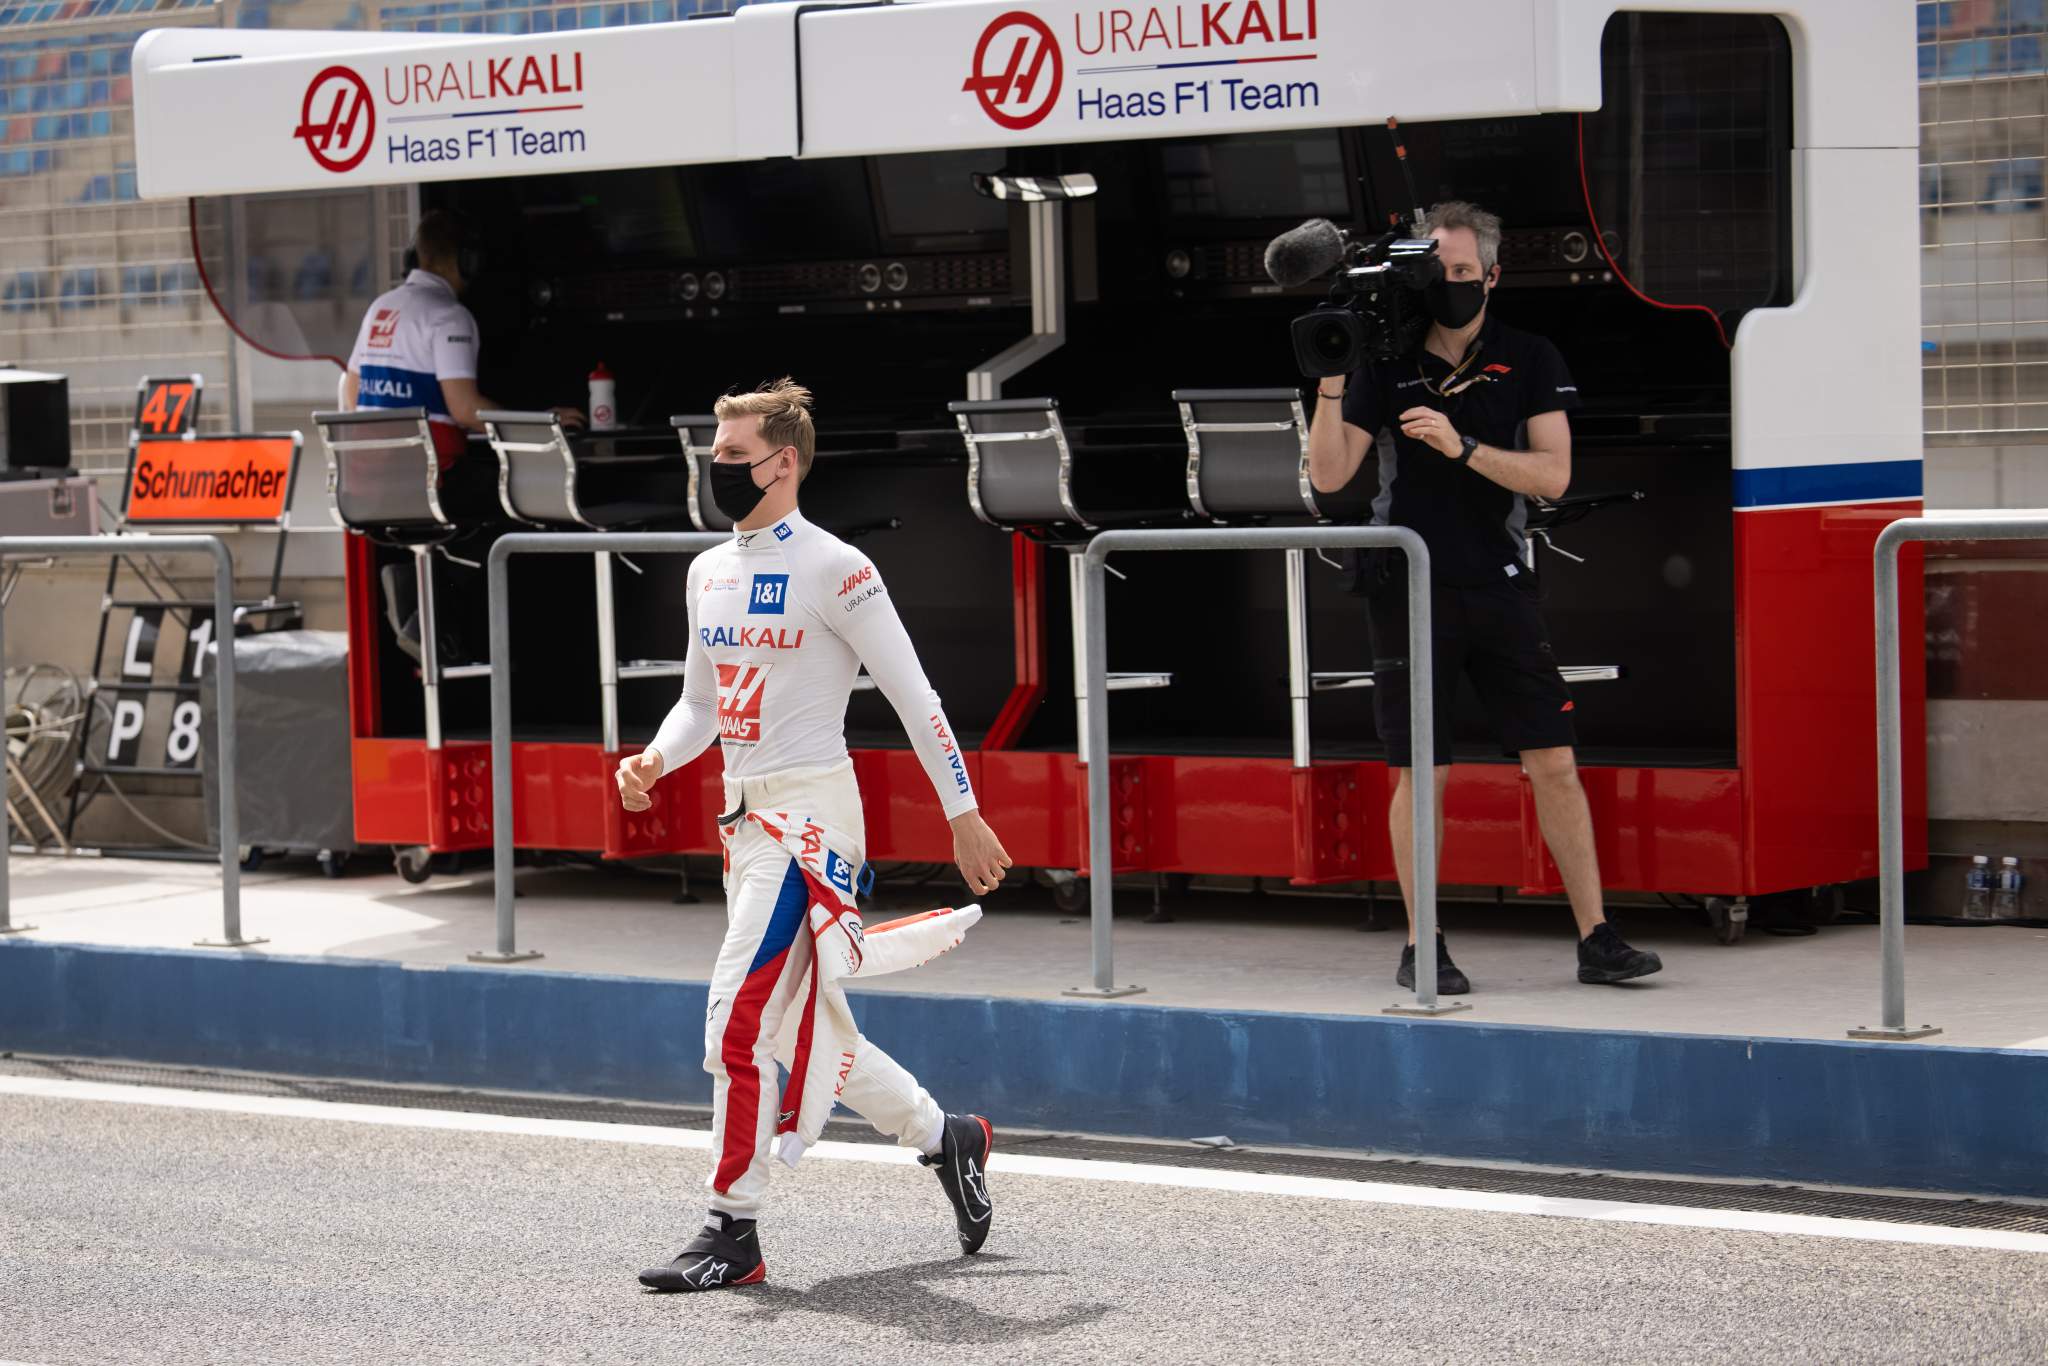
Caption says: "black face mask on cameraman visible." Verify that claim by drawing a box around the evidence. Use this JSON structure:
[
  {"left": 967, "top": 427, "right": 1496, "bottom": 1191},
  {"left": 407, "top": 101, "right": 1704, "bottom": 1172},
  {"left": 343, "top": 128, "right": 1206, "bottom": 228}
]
[
  {"left": 1424, "top": 272, "right": 1490, "bottom": 330},
  {"left": 710, "top": 448, "right": 787, "bottom": 522}
]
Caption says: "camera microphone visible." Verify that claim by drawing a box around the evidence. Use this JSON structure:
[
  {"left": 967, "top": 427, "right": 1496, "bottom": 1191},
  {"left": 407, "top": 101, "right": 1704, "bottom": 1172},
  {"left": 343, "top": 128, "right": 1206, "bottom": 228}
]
[{"left": 1263, "top": 218, "right": 1349, "bottom": 289}]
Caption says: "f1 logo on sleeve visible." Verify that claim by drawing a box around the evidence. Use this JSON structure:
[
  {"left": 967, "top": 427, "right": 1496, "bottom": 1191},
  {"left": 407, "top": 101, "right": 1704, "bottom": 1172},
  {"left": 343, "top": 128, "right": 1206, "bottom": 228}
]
[{"left": 749, "top": 574, "right": 789, "bottom": 615}]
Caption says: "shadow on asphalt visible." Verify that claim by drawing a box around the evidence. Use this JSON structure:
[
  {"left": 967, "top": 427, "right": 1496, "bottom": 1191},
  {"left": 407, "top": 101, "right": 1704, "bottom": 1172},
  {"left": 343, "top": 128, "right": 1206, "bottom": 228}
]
[{"left": 697, "top": 1253, "right": 1115, "bottom": 1343}]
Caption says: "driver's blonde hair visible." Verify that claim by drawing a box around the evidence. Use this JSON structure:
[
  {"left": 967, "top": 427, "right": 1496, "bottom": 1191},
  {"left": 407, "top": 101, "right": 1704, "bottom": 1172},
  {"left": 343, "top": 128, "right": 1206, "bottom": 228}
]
[{"left": 716, "top": 376, "right": 816, "bottom": 479}]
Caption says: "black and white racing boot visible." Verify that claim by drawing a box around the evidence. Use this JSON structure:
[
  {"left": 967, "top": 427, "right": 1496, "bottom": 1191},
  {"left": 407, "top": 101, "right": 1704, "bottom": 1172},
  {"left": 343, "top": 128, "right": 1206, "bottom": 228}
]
[
  {"left": 637, "top": 1213, "right": 766, "bottom": 1292},
  {"left": 919, "top": 1113, "right": 995, "bottom": 1255}
]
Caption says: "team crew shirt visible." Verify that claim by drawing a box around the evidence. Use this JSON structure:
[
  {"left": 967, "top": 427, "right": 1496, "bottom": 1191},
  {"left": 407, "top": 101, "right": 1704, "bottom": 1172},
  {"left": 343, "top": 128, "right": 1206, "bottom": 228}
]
[
  {"left": 346, "top": 269, "right": 480, "bottom": 466},
  {"left": 1342, "top": 313, "right": 1582, "bottom": 586},
  {"left": 649, "top": 509, "right": 978, "bottom": 820}
]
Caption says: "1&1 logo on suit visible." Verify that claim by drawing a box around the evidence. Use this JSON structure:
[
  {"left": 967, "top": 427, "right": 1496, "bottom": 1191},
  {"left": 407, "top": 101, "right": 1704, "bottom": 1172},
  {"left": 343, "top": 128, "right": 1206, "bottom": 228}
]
[{"left": 749, "top": 574, "right": 789, "bottom": 615}]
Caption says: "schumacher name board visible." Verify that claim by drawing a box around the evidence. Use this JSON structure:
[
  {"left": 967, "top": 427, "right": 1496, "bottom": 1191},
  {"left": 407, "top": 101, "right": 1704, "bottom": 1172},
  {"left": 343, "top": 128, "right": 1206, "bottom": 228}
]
[{"left": 123, "top": 434, "right": 299, "bottom": 526}]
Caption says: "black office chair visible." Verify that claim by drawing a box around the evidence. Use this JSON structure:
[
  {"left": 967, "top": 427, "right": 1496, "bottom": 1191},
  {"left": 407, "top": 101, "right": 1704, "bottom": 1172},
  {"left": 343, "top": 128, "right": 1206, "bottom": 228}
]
[
  {"left": 313, "top": 406, "right": 490, "bottom": 751},
  {"left": 479, "top": 410, "right": 696, "bottom": 752},
  {"left": 948, "top": 397, "right": 1176, "bottom": 749},
  {"left": 948, "top": 396, "right": 1187, "bottom": 538},
  {"left": 481, "top": 410, "right": 681, "bottom": 531}
]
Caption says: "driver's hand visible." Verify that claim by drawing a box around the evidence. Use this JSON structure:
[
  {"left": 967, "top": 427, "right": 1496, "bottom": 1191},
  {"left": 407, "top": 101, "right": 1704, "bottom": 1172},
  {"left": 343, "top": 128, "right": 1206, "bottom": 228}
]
[
  {"left": 616, "top": 749, "right": 663, "bottom": 812},
  {"left": 949, "top": 810, "right": 1012, "bottom": 898},
  {"left": 553, "top": 405, "right": 589, "bottom": 429}
]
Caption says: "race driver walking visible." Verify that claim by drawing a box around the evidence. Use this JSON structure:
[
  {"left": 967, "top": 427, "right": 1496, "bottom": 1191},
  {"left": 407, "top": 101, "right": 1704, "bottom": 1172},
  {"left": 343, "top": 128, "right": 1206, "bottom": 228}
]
[{"left": 618, "top": 378, "right": 1012, "bottom": 1292}]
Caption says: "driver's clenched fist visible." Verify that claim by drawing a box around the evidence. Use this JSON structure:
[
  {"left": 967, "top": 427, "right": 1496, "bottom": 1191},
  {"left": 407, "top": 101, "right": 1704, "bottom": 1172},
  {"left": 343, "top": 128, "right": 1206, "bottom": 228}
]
[{"left": 616, "top": 749, "right": 663, "bottom": 812}]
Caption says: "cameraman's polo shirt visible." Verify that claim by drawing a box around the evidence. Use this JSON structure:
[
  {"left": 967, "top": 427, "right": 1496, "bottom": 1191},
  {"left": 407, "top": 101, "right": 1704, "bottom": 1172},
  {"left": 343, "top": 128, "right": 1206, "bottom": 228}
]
[{"left": 1342, "top": 314, "right": 1581, "bottom": 587}]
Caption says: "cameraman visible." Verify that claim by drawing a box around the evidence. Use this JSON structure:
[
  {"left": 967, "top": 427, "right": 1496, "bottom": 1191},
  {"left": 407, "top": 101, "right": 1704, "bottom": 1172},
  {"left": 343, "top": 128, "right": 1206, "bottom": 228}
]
[{"left": 1307, "top": 201, "right": 1662, "bottom": 995}]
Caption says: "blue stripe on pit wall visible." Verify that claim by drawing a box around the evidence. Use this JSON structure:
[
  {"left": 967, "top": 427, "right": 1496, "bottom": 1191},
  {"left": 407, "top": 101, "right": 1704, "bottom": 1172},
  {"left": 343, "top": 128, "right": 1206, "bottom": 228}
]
[
  {"left": 1732, "top": 458, "right": 1923, "bottom": 508},
  {"left": 2, "top": 941, "right": 2043, "bottom": 1199}
]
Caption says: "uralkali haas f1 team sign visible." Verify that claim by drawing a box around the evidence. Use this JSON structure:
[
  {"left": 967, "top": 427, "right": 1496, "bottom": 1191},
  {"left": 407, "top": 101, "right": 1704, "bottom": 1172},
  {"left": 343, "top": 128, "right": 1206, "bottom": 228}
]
[
  {"left": 131, "top": 22, "right": 742, "bottom": 197},
  {"left": 797, "top": 0, "right": 1544, "bottom": 157},
  {"left": 131, "top": 0, "right": 1552, "bottom": 198}
]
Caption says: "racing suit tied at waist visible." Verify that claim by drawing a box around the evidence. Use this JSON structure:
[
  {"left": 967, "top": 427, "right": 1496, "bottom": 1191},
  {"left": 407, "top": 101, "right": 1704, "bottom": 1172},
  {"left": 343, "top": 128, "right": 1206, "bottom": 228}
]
[{"left": 735, "top": 805, "right": 982, "bottom": 1168}]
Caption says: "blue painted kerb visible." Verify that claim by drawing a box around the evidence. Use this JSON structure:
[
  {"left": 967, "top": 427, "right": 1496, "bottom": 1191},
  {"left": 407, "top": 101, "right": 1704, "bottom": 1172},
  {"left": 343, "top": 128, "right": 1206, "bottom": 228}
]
[{"left": 3, "top": 941, "right": 2043, "bottom": 1199}]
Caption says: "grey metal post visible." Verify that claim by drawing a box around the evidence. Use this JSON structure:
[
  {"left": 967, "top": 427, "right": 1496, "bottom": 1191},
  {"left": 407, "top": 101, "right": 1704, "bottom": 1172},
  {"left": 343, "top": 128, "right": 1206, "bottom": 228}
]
[
  {"left": 478, "top": 530, "right": 725, "bottom": 964},
  {"left": 1285, "top": 547, "right": 1312, "bottom": 769},
  {"left": 1381, "top": 542, "right": 1456, "bottom": 1015},
  {"left": 415, "top": 546, "right": 443, "bottom": 750},
  {"left": 0, "top": 582, "right": 26, "bottom": 935},
  {"left": 1071, "top": 526, "right": 1462, "bottom": 1014},
  {"left": 0, "top": 535, "right": 259, "bottom": 948},
  {"left": 1069, "top": 548, "right": 1091, "bottom": 761},
  {"left": 1849, "top": 514, "right": 2048, "bottom": 1040},
  {"left": 1072, "top": 548, "right": 1135, "bottom": 996},
  {"left": 595, "top": 550, "right": 621, "bottom": 753}
]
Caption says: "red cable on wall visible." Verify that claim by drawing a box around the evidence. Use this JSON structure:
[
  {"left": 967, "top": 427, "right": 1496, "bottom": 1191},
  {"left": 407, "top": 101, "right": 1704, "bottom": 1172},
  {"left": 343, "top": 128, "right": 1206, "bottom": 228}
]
[
  {"left": 188, "top": 197, "right": 348, "bottom": 371},
  {"left": 1575, "top": 113, "right": 1732, "bottom": 351}
]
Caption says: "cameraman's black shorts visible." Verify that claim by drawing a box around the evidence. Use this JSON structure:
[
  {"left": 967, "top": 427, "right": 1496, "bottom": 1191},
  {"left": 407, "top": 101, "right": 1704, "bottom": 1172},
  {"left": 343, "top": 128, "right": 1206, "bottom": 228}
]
[{"left": 1360, "top": 552, "right": 1577, "bottom": 768}]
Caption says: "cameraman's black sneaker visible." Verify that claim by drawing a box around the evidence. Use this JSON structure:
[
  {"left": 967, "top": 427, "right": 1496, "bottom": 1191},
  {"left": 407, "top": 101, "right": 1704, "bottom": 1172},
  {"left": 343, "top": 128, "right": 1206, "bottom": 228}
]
[
  {"left": 920, "top": 1113, "right": 994, "bottom": 1254},
  {"left": 637, "top": 1213, "right": 766, "bottom": 1292},
  {"left": 1578, "top": 922, "right": 1663, "bottom": 984},
  {"left": 1396, "top": 934, "right": 1471, "bottom": 995}
]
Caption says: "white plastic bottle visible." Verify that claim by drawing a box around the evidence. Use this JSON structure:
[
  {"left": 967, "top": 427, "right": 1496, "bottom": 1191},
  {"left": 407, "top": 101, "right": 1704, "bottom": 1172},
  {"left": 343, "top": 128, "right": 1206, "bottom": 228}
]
[
  {"left": 1993, "top": 856, "right": 2023, "bottom": 919},
  {"left": 588, "top": 361, "right": 616, "bottom": 431},
  {"left": 1964, "top": 855, "right": 1994, "bottom": 919}
]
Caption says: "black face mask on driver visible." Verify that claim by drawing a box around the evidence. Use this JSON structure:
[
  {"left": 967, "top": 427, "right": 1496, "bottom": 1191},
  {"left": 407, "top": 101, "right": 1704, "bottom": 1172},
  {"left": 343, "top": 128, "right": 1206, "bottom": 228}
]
[
  {"left": 1424, "top": 274, "right": 1489, "bottom": 330},
  {"left": 710, "top": 449, "right": 786, "bottom": 522}
]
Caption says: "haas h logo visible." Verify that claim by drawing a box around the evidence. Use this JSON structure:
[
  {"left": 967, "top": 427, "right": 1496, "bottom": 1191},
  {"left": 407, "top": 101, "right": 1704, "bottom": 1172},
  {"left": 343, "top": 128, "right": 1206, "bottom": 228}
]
[
  {"left": 963, "top": 10, "right": 1062, "bottom": 131},
  {"left": 715, "top": 661, "right": 771, "bottom": 743},
  {"left": 295, "top": 66, "right": 376, "bottom": 173}
]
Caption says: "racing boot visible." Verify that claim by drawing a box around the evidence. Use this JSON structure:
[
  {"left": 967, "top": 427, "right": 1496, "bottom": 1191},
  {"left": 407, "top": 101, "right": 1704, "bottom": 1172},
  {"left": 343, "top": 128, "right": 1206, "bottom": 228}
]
[
  {"left": 637, "top": 1212, "right": 766, "bottom": 1292},
  {"left": 920, "top": 1113, "right": 995, "bottom": 1254}
]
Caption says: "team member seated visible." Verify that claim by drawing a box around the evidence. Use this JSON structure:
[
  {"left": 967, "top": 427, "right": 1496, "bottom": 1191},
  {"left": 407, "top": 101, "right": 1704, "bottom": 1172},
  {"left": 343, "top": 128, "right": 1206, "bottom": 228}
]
[{"left": 342, "top": 210, "right": 585, "bottom": 662}]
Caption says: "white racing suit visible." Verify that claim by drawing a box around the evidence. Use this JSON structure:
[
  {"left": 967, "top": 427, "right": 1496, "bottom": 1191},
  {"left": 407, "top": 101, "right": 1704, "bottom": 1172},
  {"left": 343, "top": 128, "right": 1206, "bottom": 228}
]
[
  {"left": 648, "top": 510, "right": 984, "bottom": 1221},
  {"left": 706, "top": 761, "right": 978, "bottom": 1218}
]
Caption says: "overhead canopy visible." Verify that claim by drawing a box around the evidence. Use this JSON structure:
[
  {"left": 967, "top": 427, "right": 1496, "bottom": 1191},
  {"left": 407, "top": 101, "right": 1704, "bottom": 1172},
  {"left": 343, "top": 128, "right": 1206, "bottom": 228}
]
[{"left": 131, "top": 0, "right": 1909, "bottom": 200}]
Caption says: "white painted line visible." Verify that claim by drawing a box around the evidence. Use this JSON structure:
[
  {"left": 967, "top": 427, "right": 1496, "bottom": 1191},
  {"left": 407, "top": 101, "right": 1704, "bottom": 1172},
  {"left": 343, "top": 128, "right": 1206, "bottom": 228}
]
[{"left": 5, "top": 1074, "right": 2044, "bottom": 1255}]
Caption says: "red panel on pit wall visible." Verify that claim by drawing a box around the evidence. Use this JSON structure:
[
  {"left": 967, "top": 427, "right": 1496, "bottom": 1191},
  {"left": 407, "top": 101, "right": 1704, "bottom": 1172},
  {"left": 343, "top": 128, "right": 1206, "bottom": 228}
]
[
  {"left": 508, "top": 744, "right": 610, "bottom": 852},
  {"left": 427, "top": 744, "right": 494, "bottom": 851},
  {"left": 351, "top": 737, "right": 430, "bottom": 845},
  {"left": 977, "top": 750, "right": 1081, "bottom": 869},
  {"left": 852, "top": 748, "right": 978, "bottom": 861},
  {"left": 1735, "top": 502, "right": 1927, "bottom": 892}
]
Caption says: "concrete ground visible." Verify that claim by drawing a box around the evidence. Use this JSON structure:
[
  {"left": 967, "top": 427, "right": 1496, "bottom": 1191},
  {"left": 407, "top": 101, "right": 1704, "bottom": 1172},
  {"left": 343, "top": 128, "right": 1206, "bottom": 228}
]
[
  {"left": 2, "top": 1078, "right": 2045, "bottom": 1366},
  {"left": 6, "top": 851, "right": 2047, "bottom": 1048}
]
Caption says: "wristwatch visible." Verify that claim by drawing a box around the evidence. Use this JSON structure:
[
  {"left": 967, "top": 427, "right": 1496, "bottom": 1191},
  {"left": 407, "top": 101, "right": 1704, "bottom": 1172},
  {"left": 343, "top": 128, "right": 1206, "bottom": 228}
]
[{"left": 1455, "top": 434, "right": 1479, "bottom": 464}]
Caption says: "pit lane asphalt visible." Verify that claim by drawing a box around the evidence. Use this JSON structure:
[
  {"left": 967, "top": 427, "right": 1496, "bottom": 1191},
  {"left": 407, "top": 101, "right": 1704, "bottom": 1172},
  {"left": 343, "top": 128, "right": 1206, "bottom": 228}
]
[{"left": 2, "top": 1087, "right": 2044, "bottom": 1366}]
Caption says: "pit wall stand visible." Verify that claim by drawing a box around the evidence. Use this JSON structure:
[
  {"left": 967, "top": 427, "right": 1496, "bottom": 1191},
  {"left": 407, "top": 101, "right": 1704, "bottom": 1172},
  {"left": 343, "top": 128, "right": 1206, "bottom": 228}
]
[
  {"left": 0, "top": 535, "right": 257, "bottom": 947},
  {"left": 1848, "top": 514, "right": 2048, "bottom": 1042},
  {"left": 480, "top": 531, "right": 726, "bottom": 963},
  {"left": 1075, "top": 526, "right": 1466, "bottom": 1016}
]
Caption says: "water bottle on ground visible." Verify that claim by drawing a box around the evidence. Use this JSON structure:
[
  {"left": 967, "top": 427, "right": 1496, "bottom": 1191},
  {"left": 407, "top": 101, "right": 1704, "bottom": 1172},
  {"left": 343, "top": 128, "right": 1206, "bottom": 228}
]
[
  {"left": 1963, "top": 855, "right": 1993, "bottom": 919},
  {"left": 1992, "top": 856, "right": 2023, "bottom": 920}
]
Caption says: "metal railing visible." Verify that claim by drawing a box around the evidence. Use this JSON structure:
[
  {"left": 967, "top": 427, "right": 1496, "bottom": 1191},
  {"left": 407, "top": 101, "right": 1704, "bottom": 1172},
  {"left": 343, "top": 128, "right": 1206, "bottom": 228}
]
[
  {"left": 0, "top": 535, "right": 257, "bottom": 947},
  {"left": 1857, "top": 512, "right": 2048, "bottom": 1042},
  {"left": 1076, "top": 526, "right": 1464, "bottom": 1015},
  {"left": 482, "top": 530, "right": 726, "bottom": 963}
]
